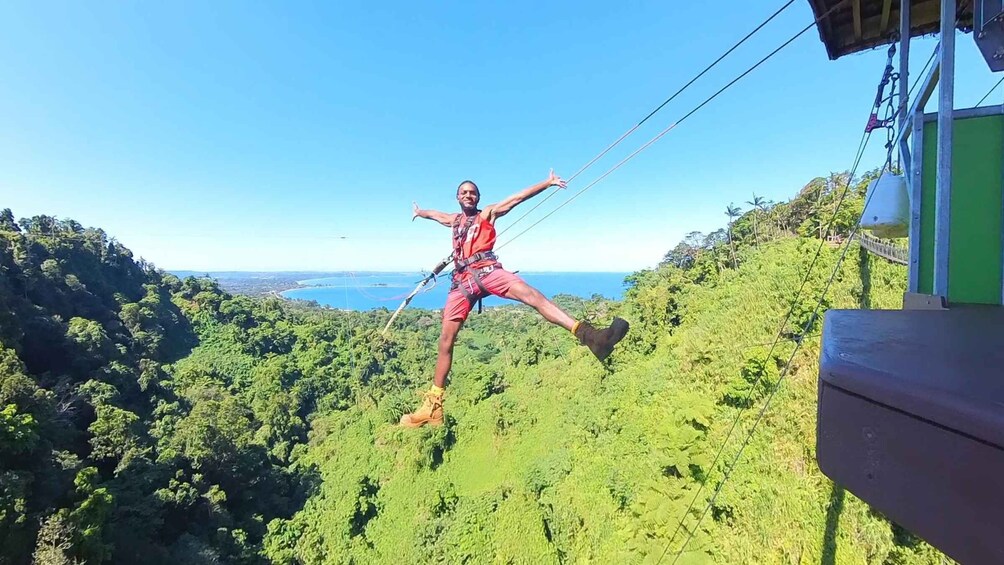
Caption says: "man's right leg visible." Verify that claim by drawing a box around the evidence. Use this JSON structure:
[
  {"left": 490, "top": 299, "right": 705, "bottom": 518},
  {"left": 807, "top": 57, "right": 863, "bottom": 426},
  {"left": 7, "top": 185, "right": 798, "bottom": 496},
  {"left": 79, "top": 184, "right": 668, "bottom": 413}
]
[
  {"left": 432, "top": 318, "right": 464, "bottom": 388},
  {"left": 400, "top": 291, "right": 469, "bottom": 428}
]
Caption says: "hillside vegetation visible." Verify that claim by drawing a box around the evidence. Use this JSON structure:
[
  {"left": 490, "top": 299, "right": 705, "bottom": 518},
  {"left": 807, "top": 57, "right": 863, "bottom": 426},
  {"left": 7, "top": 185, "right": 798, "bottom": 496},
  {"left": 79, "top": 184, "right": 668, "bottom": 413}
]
[{"left": 1, "top": 170, "right": 944, "bottom": 564}]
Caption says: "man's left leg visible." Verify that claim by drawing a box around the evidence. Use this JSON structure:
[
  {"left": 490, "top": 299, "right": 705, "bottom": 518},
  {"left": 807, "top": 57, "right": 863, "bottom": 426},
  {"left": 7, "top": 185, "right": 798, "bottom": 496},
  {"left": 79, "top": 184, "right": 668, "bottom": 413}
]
[
  {"left": 490, "top": 270, "right": 629, "bottom": 362},
  {"left": 503, "top": 279, "right": 575, "bottom": 329}
]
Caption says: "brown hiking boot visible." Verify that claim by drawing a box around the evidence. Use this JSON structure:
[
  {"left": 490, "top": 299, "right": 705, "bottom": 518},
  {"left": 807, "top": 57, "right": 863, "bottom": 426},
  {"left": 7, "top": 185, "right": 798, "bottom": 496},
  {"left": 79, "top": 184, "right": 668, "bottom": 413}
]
[
  {"left": 574, "top": 317, "right": 630, "bottom": 361},
  {"left": 399, "top": 392, "right": 444, "bottom": 428}
]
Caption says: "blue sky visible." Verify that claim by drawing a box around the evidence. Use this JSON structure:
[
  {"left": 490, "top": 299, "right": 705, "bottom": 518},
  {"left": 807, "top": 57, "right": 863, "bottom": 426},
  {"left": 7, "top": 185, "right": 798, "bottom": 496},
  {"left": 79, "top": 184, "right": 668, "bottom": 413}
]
[{"left": 1, "top": 1, "right": 1000, "bottom": 272}]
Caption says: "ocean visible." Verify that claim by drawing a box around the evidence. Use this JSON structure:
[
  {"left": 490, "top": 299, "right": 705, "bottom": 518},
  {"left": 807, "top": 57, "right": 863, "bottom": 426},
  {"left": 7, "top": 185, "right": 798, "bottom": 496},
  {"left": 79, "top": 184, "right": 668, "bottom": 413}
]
[{"left": 281, "top": 271, "right": 632, "bottom": 311}]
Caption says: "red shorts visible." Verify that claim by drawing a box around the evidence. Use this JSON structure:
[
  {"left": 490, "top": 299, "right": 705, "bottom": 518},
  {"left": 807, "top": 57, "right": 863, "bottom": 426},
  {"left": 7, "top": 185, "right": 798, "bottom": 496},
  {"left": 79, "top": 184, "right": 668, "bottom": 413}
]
[{"left": 443, "top": 265, "right": 524, "bottom": 322}]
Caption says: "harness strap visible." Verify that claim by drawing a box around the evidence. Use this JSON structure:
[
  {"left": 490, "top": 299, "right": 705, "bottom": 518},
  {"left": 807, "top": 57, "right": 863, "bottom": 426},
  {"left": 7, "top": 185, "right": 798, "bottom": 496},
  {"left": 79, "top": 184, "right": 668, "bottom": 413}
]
[
  {"left": 470, "top": 270, "right": 489, "bottom": 314},
  {"left": 451, "top": 211, "right": 497, "bottom": 315},
  {"left": 450, "top": 264, "right": 496, "bottom": 314},
  {"left": 455, "top": 250, "right": 497, "bottom": 271},
  {"left": 452, "top": 213, "right": 478, "bottom": 264}
]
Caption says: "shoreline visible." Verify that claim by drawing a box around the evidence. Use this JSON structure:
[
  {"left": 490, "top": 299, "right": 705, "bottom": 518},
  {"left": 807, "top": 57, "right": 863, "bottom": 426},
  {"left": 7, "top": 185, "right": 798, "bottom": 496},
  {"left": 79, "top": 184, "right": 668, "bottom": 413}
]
[{"left": 198, "top": 271, "right": 631, "bottom": 309}]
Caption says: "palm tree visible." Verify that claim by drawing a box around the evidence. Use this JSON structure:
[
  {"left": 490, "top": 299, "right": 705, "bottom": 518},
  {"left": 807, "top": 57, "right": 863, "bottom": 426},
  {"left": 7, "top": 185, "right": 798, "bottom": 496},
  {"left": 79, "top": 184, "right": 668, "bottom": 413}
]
[
  {"left": 746, "top": 194, "right": 766, "bottom": 247},
  {"left": 759, "top": 197, "right": 775, "bottom": 239},
  {"left": 725, "top": 203, "right": 741, "bottom": 267}
]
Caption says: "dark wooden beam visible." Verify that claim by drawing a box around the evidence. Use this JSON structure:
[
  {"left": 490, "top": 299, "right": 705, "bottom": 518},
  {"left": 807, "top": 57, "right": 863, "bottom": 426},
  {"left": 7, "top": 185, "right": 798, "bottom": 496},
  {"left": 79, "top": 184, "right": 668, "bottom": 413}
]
[
  {"left": 809, "top": 0, "right": 974, "bottom": 60},
  {"left": 853, "top": 0, "right": 863, "bottom": 40}
]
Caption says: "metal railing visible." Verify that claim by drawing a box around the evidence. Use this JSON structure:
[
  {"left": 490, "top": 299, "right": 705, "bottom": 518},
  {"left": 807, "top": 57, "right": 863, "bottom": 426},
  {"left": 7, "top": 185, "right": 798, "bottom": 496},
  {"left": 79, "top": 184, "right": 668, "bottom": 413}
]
[{"left": 856, "top": 230, "right": 909, "bottom": 265}]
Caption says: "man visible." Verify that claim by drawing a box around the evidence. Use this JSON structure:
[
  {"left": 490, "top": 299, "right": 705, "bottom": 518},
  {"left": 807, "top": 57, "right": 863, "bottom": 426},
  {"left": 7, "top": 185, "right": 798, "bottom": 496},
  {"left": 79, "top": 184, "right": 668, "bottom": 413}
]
[{"left": 400, "top": 170, "right": 629, "bottom": 428}]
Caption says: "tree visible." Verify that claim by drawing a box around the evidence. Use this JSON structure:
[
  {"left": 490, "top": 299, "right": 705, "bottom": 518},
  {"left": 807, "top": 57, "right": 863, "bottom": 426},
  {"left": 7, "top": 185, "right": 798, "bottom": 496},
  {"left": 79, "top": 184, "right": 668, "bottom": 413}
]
[
  {"left": 66, "top": 318, "right": 112, "bottom": 370},
  {"left": 758, "top": 197, "right": 776, "bottom": 238},
  {"left": 33, "top": 511, "right": 79, "bottom": 565},
  {"left": 66, "top": 467, "right": 114, "bottom": 563},
  {"left": 0, "top": 403, "right": 39, "bottom": 455},
  {"left": 88, "top": 405, "right": 140, "bottom": 461},
  {"left": 20, "top": 215, "right": 57, "bottom": 236},
  {"left": 745, "top": 194, "right": 767, "bottom": 246},
  {"left": 171, "top": 387, "right": 256, "bottom": 479},
  {"left": 725, "top": 203, "right": 742, "bottom": 267},
  {"left": 0, "top": 209, "right": 20, "bottom": 233}
]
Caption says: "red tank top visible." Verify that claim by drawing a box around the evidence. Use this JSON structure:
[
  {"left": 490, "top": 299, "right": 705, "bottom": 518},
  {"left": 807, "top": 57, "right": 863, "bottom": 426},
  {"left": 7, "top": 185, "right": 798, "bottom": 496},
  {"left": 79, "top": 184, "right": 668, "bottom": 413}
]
[{"left": 452, "top": 212, "right": 497, "bottom": 272}]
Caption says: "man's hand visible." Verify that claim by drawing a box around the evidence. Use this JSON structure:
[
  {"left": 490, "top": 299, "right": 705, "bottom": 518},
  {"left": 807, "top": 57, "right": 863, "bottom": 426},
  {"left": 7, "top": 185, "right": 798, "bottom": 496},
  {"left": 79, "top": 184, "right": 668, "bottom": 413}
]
[
  {"left": 412, "top": 203, "right": 456, "bottom": 227},
  {"left": 484, "top": 168, "right": 568, "bottom": 221},
  {"left": 547, "top": 168, "right": 567, "bottom": 189}
]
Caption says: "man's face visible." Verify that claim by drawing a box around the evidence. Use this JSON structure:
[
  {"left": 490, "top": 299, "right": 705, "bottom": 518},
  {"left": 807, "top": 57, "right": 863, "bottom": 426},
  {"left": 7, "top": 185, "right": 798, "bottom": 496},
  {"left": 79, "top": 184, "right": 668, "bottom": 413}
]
[{"left": 457, "top": 182, "right": 480, "bottom": 211}]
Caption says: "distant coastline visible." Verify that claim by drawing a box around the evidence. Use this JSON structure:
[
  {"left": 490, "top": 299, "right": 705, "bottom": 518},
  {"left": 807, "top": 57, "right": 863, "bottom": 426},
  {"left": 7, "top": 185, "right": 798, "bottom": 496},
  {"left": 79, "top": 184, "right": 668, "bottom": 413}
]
[
  {"left": 168, "top": 270, "right": 633, "bottom": 308},
  {"left": 168, "top": 270, "right": 339, "bottom": 297},
  {"left": 280, "top": 271, "right": 632, "bottom": 311}
]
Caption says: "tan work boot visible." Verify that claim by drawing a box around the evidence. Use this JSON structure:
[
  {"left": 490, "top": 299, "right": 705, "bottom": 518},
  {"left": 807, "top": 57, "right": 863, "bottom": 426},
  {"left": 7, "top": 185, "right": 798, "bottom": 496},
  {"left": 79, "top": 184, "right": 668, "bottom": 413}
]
[
  {"left": 399, "top": 391, "right": 444, "bottom": 428},
  {"left": 574, "top": 317, "right": 630, "bottom": 361}
]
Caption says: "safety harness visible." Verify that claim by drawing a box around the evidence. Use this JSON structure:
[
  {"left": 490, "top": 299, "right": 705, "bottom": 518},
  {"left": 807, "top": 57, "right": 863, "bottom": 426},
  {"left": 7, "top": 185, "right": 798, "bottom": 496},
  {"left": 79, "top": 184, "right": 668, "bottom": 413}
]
[{"left": 450, "top": 212, "right": 498, "bottom": 314}]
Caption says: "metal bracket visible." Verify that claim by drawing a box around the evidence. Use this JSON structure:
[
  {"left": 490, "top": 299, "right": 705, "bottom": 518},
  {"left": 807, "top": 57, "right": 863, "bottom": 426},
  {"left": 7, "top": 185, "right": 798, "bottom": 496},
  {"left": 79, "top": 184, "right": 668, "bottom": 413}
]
[
  {"left": 975, "top": 0, "right": 1004, "bottom": 71},
  {"left": 903, "top": 292, "right": 949, "bottom": 310}
]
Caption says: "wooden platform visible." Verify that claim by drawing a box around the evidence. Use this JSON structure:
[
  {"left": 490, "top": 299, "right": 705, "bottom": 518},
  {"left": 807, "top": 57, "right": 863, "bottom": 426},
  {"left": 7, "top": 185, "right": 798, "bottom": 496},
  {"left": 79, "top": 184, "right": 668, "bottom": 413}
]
[{"left": 817, "top": 307, "right": 1004, "bottom": 564}]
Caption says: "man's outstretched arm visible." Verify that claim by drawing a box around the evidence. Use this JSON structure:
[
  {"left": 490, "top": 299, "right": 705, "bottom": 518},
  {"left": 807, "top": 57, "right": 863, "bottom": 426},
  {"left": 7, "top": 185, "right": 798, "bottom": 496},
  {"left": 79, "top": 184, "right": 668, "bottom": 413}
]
[
  {"left": 484, "top": 169, "right": 566, "bottom": 220},
  {"left": 413, "top": 202, "right": 456, "bottom": 227}
]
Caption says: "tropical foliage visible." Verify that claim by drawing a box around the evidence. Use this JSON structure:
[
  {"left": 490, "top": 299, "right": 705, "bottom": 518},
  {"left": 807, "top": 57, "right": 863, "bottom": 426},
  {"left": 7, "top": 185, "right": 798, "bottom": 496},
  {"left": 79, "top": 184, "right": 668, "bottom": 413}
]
[{"left": 0, "top": 169, "right": 943, "bottom": 563}]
